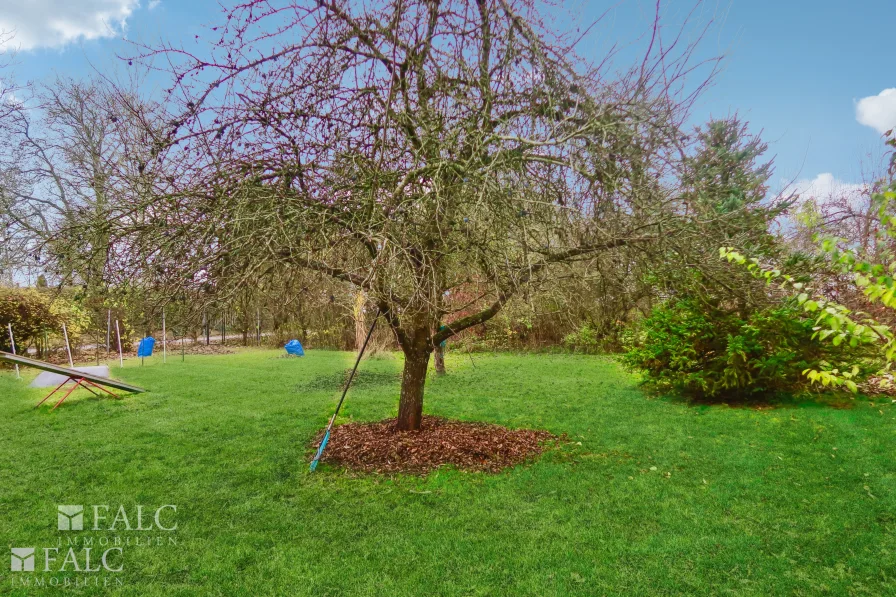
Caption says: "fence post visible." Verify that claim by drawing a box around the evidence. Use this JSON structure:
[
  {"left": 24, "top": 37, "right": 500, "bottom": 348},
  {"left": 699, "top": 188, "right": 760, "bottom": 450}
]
[
  {"left": 115, "top": 320, "right": 123, "bottom": 368},
  {"left": 162, "top": 309, "right": 167, "bottom": 364},
  {"left": 62, "top": 323, "right": 74, "bottom": 368},
  {"left": 7, "top": 323, "right": 21, "bottom": 380}
]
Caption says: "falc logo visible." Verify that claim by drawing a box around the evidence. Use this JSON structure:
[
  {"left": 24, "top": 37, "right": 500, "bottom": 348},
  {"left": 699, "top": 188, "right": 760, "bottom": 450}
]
[
  {"left": 57, "top": 505, "right": 177, "bottom": 531},
  {"left": 11, "top": 547, "right": 123, "bottom": 572}
]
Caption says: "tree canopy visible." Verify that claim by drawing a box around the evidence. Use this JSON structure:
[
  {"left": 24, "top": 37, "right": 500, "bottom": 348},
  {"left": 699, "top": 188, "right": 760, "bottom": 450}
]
[{"left": 87, "top": 0, "right": 717, "bottom": 428}]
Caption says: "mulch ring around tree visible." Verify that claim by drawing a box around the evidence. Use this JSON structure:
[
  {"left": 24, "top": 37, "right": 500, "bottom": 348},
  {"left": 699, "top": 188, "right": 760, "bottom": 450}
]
[{"left": 312, "top": 416, "right": 559, "bottom": 474}]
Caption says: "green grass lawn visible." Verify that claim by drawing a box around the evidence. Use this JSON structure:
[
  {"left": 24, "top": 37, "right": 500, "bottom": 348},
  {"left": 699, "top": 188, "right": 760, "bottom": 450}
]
[{"left": 1, "top": 350, "right": 895, "bottom": 596}]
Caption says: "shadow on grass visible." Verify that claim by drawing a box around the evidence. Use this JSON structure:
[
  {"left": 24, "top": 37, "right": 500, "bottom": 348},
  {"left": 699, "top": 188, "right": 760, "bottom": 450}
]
[
  {"left": 646, "top": 384, "right": 870, "bottom": 411},
  {"left": 294, "top": 369, "right": 400, "bottom": 393}
]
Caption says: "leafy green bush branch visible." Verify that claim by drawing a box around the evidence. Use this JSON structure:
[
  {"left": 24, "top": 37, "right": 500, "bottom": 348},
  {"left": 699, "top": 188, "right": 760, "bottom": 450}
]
[{"left": 720, "top": 184, "right": 896, "bottom": 391}]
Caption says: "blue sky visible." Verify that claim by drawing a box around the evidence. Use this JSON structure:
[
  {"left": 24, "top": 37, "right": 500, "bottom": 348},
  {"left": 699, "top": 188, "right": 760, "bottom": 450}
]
[
  {"left": 690, "top": 0, "right": 896, "bottom": 192},
  {"left": 2, "top": 0, "right": 894, "bottom": 196}
]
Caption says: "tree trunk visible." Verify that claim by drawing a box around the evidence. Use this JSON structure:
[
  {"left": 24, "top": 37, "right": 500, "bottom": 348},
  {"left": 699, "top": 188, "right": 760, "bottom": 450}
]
[
  {"left": 353, "top": 291, "right": 367, "bottom": 351},
  {"left": 397, "top": 349, "right": 430, "bottom": 431},
  {"left": 434, "top": 344, "right": 446, "bottom": 375}
]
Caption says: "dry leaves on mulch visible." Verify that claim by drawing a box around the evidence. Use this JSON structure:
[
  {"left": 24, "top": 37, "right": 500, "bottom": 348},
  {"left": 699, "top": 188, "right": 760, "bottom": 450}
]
[
  {"left": 860, "top": 374, "right": 896, "bottom": 397},
  {"left": 312, "top": 415, "right": 557, "bottom": 474}
]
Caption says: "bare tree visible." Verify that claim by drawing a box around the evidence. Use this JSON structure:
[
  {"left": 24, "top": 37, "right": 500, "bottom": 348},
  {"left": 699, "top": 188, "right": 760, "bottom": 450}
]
[
  {"left": 114, "top": 0, "right": 716, "bottom": 430},
  {"left": 787, "top": 173, "right": 887, "bottom": 261},
  {"left": 0, "top": 29, "right": 21, "bottom": 123},
  {"left": 784, "top": 149, "right": 896, "bottom": 328},
  {"left": 0, "top": 29, "right": 26, "bottom": 283},
  {"left": 0, "top": 75, "right": 164, "bottom": 289}
]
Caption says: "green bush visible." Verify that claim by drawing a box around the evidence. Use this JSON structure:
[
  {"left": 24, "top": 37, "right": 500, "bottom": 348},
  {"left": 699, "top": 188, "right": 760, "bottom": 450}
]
[
  {"left": 0, "top": 287, "right": 61, "bottom": 353},
  {"left": 623, "top": 299, "right": 877, "bottom": 399},
  {"left": 0, "top": 287, "right": 90, "bottom": 354},
  {"left": 562, "top": 324, "right": 601, "bottom": 353}
]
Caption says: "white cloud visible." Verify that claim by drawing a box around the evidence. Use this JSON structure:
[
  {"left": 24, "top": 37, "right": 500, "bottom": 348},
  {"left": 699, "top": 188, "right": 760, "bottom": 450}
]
[
  {"left": 856, "top": 88, "right": 896, "bottom": 135},
  {"left": 788, "top": 173, "right": 868, "bottom": 208},
  {"left": 0, "top": 0, "right": 139, "bottom": 51},
  {"left": 147, "top": 0, "right": 160, "bottom": 10}
]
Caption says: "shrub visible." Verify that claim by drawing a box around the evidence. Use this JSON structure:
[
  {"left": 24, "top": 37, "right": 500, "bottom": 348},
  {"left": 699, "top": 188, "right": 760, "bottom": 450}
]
[
  {"left": 716, "top": 180, "right": 896, "bottom": 394},
  {"left": 0, "top": 287, "right": 62, "bottom": 353},
  {"left": 623, "top": 298, "right": 877, "bottom": 399},
  {"left": 562, "top": 324, "right": 602, "bottom": 353},
  {"left": 0, "top": 287, "right": 91, "bottom": 354}
]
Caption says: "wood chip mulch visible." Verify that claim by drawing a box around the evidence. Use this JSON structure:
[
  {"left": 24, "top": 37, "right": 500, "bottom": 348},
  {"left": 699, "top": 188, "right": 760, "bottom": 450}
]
[{"left": 312, "top": 415, "right": 557, "bottom": 474}]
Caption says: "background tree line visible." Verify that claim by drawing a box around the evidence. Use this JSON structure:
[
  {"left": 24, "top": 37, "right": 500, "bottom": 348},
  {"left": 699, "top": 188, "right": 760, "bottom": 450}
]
[{"left": 0, "top": 0, "right": 893, "bottom": 423}]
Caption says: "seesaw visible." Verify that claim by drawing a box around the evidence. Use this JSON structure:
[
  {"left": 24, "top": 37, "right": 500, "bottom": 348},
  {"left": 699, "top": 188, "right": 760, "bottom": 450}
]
[{"left": 0, "top": 351, "right": 146, "bottom": 410}]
